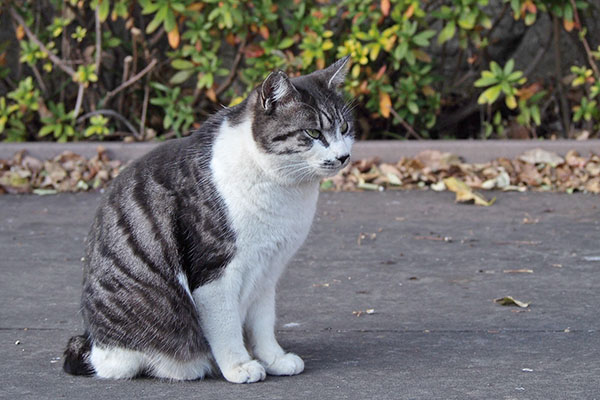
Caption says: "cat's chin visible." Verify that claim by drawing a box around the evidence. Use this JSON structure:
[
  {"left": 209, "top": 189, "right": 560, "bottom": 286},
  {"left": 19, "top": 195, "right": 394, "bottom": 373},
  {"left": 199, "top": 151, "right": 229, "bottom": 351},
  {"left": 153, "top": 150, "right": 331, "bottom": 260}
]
[{"left": 315, "top": 166, "right": 344, "bottom": 178}]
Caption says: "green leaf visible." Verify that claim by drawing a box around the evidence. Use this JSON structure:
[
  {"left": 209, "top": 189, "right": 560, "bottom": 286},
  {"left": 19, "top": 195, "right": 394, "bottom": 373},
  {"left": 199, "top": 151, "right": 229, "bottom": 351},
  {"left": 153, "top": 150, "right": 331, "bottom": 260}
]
[
  {"left": 169, "top": 69, "right": 194, "bottom": 84},
  {"left": 407, "top": 102, "right": 419, "bottom": 114},
  {"left": 146, "top": 5, "right": 167, "bottom": 34},
  {"left": 489, "top": 61, "right": 502, "bottom": 76},
  {"left": 171, "top": 59, "right": 195, "bottom": 70},
  {"left": 438, "top": 21, "right": 456, "bottom": 44},
  {"left": 474, "top": 73, "right": 499, "bottom": 87},
  {"left": 505, "top": 95, "right": 517, "bottom": 109},
  {"left": 503, "top": 59, "right": 515, "bottom": 75},
  {"left": 39, "top": 124, "right": 55, "bottom": 137},
  {"left": 164, "top": 8, "right": 176, "bottom": 32},
  {"left": 478, "top": 85, "right": 502, "bottom": 105},
  {"left": 413, "top": 30, "right": 436, "bottom": 47},
  {"left": 98, "top": 0, "right": 110, "bottom": 22},
  {"left": 278, "top": 37, "right": 295, "bottom": 50},
  {"left": 458, "top": 9, "right": 477, "bottom": 30},
  {"left": 507, "top": 70, "right": 523, "bottom": 82}
]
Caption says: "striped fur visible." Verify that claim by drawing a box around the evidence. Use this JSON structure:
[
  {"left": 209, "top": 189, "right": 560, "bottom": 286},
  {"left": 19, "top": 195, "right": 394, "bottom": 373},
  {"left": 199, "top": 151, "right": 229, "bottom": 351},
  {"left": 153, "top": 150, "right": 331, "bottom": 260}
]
[{"left": 64, "top": 58, "right": 354, "bottom": 382}]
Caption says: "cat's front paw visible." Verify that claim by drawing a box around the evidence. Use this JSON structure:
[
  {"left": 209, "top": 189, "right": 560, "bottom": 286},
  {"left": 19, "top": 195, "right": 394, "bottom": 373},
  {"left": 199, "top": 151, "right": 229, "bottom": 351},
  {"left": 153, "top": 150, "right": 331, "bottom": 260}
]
[
  {"left": 265, "top": 353, "right": 304, "bottom": 376},
  {"left": 222, "top": 360, "right": 266, "bottom": 384}
]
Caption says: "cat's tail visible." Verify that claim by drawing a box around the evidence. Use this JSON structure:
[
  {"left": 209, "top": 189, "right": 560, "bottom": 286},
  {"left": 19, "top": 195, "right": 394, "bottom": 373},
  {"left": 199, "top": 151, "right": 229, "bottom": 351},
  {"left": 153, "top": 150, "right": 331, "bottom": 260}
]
[{"left": 63, "top": 334, "right": 95, "bottom": 376}]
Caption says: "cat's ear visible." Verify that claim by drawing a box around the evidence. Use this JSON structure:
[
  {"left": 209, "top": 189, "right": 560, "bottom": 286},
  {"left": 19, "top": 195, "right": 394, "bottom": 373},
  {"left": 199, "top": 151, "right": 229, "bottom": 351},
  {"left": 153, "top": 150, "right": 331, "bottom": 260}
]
[
  {"left": 321, "top": 56, "right": 351, "bottom": 90},
  {"left": 260, "top": 70, "right": 298, "bottom": 111}
]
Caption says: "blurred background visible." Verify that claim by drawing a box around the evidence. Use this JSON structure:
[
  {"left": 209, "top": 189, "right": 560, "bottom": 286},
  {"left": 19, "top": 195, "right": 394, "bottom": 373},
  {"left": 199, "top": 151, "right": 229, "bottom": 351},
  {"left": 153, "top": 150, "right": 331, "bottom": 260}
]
[{"left": 0, "top": 0, "right": 598, "bottom": 142}]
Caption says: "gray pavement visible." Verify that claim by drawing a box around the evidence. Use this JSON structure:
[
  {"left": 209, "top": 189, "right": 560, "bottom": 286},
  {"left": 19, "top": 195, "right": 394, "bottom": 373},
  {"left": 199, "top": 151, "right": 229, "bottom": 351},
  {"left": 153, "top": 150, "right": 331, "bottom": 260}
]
[{"left": 1, "top": 190, "right": 599, "bottom": 399}]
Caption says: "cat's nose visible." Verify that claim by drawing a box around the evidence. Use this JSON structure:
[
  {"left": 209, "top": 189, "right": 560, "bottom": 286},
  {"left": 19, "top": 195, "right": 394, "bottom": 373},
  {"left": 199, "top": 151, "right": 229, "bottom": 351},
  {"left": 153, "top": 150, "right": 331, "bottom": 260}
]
[{"left": 337, "top": 154, "right": 350, "bottom": 164}]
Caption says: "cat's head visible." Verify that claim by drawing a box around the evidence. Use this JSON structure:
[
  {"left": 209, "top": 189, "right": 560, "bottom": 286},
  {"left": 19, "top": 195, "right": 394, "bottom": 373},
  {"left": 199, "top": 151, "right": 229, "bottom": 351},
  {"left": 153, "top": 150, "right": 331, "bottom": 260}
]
[{"left": 250, "top": 57, "right": 355, "bottom": 184}]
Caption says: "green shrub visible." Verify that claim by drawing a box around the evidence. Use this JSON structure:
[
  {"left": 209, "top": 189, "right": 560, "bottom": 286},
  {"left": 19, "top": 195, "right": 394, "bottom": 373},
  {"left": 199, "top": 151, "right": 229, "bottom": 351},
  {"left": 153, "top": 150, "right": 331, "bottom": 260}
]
[{"left": 0, "top": 0, "right": 598, "bottom": 141}]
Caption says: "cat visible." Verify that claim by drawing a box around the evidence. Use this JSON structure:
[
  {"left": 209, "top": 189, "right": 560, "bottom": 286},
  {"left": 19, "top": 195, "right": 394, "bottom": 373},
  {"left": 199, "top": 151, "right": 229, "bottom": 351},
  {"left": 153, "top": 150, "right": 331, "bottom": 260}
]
[{"left": 63, "top": 56, "right": 354, "bottom": 383}]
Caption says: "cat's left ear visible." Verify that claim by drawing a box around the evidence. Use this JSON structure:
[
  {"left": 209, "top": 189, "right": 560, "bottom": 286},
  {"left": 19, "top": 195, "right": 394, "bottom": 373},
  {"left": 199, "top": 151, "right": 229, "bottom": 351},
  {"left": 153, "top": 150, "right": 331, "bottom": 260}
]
[
  {"left": 260, "top": 70, "right": 299, "bottom": 112},
  {"left": 321, "top": 56, "right": 351, "bottom": 90}
]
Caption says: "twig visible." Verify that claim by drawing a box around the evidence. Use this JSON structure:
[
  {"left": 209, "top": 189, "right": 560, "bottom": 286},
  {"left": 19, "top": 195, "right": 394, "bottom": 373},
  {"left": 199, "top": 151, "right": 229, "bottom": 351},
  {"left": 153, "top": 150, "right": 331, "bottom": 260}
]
[
  {"left": 102, "top": 58, "right": 158, "bottom": 104},
  {"left": 569, "top": 0, "right": 600, "bottom": 78},
  {"left": 73, "top": 84, "right": 85, "bottom": 117},
  {"left": 388, "top": 107, "right": 423, "bottom": 140},
  {"left": 95, "top": 6, "right": 102, "bottom": 77},
  {"left": 117, "top": 56, "right": 133, "bottom": 116},
  {"left": 139, "top": 79, "right": 150, "bottom": 140},
  {"left": 485, "top": 3, "right": 509, "bottom": 41},
  {"left": 30, "top": 65, "right": 47, "bottom": 94},
  {"left": 523, "top": 18, "right": 554, "bottom": 77},
  {"left": 9, "top": 7, "right": 75, "bottom": 78},
  {"left": 215, "top": 36, "right": 248, "bottom": 97},
  {"left": 552, "top": 15, "right": 571, "bottom": 137},
  {"left": 76, "top": 109, "right": 139, "bottom": 136}
]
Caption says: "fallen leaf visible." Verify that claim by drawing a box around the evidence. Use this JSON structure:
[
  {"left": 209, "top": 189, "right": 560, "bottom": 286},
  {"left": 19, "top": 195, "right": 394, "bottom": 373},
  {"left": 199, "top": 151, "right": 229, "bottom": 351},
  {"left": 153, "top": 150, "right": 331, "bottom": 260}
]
[
  {"left": 494, "top": 296, "right": 529, "bottom": 308},
  {"left": 443, "top": 177, "right": 496, "bottom": 206},
  {"left": 415, "top": 150, "right": 461, "bottom": 172},
  {"left": 518, "top": 148, "right": 564, "bottom": 166},
  {"left": 503, "top": 269, "right": 534, "bottom": 274}
]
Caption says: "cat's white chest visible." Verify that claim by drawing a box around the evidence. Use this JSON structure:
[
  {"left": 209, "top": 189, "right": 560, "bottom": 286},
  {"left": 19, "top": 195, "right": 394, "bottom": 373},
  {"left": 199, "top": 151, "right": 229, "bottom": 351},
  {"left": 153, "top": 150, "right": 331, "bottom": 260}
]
[{"left": 209, "top": 118, "right": 319, "bottom": 298}]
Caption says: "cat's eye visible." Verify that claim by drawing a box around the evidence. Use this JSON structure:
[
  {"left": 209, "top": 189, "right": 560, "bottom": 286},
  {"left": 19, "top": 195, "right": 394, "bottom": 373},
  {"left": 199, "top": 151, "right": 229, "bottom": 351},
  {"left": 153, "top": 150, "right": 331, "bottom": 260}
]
[
  {"left": 340, "top": 121, "right": 349, "bottom": 133},
  {"left": 305, "top": 129, "right": 322, "bottom": 139}
]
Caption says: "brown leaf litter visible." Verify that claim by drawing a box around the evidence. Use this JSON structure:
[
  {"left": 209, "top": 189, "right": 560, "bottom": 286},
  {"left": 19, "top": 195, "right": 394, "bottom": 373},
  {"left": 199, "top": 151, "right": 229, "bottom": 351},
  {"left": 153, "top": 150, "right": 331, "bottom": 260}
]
[
  {"left": 1, "top": 147, "right": 599, "bottom": 196},
  {"left": 0, "top": 147, "right": 121, "bottom": 194}
]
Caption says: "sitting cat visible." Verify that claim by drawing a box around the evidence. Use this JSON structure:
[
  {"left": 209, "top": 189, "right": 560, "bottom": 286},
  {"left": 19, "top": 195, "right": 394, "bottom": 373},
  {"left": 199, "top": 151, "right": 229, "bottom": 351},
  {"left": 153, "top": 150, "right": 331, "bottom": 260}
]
[{"left": 63, "top": 56, "right": 354, "bottom": 383}]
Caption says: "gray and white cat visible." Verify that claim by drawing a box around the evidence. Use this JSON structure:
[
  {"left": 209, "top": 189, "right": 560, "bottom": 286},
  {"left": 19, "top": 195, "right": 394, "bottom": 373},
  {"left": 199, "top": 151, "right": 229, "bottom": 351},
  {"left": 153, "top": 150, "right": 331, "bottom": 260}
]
[{"left": 63, "top": 57, "right": 354, "bottom": 383}]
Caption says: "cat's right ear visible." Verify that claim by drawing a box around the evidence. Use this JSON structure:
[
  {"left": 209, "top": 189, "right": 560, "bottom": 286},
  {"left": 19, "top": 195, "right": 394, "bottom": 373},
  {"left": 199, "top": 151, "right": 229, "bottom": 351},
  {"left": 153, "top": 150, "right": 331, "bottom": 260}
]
[{"left": 260, "top": 70, "right": 298, "bottom": 112}]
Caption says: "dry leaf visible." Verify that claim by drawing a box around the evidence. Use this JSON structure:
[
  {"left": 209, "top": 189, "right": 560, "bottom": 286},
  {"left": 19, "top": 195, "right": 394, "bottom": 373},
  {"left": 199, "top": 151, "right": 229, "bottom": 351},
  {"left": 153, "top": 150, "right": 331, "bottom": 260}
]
[
  {"left": 443, "top": 177, "right": 496, "bottom": 206},
  {"left": 518, "top": 148, "right": 564, "bottom": 166},
  {"left": 379, "top": 91, "right": 392, "bottom": 118},
  {"left": 167, "top": 25, "right": 180, "bottom": 49},
  {"left": 494, "top": 296, "right": 529, "bottom": 308},
  {"left": 381, "top": 0, "right": 391, "bottom": 16}
]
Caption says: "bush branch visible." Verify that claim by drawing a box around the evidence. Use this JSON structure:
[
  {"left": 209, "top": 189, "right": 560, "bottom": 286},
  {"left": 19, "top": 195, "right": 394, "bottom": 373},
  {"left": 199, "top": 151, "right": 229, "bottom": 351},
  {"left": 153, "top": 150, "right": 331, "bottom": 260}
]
[
  {"left": 95, "top": 7, "right": 102, "bottom": 78},
  {"left": 570, "top": 0, "right": 600, "bottom": 78},
  {"left": 215, "top": 36, "right": 248, "bottom": 97},
  {"left": 102, "top": 58, "right": 158, "bottom": 105},
  {"left": 9, "top": 7, "right": 75, "bottom": 78}
]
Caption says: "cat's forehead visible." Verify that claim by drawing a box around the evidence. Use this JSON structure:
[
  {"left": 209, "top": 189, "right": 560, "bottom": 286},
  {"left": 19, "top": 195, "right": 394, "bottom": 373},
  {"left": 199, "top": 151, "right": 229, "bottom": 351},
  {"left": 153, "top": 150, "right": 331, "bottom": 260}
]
[{"left": 290, "top": 77, "right": 347, "bottom": 126}]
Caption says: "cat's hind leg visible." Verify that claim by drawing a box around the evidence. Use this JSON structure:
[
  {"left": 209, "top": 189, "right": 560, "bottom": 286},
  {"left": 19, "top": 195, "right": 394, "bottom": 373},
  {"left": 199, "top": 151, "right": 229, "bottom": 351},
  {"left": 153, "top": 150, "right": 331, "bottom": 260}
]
[
  {"left": 89, "top": 345, "right": 146, "bottom": 379},
  {"left": 147, "top": 353, "right": 213, "bottom": 381},
  {"left": 90, "top": 345, "right": 212, "bottom": 381}
]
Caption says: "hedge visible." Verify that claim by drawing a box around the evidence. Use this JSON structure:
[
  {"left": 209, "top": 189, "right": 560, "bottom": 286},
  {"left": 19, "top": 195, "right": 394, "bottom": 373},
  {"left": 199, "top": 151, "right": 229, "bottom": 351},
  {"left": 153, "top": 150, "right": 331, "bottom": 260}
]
[{"left": 0, "top": 0, "right": 598, "bottom": 142}]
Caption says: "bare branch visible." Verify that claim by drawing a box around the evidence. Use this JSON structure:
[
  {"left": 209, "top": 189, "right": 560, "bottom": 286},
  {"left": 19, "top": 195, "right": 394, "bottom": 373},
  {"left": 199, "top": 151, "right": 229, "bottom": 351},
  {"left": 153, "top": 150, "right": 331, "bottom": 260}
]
[
  {"left": 76, "top": 109, "right": 138, "bottom": 136},
  {"left": 73, "top": 84, "right": 85, "bottom": 117},
  {"left": 103, "top": 58, "right": 158, "bottom": 105},
  {"left": 95, "top": 6, "right": 102, "bottom": 78},
  {"left": 9, "top": 7, "right": 75, "bottom": 78},
  {"left": 388, "top": 107, "right": 423, "bottom": 140},
  {"left": 215, "top": 36, "right": 248, "bottom": 97},
  {"left": 139, "top": 82, "right": 150, "bottom": 140},
  {"left": 553, "top": 15, "right": 571, "bottom": 137},
  {"left": 570, "top": 0, "right": 600, "bottom": 78}
]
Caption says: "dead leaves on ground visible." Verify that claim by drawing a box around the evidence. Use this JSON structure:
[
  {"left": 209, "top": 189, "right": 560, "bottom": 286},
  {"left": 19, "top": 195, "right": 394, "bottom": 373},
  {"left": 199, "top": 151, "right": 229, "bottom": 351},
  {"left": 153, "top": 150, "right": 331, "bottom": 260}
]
[
  {"left": 321, "top": 148, "right": 600, "bottom": 200},
  {"left": 1, "top": 147, "right": 599, "bottom": 196},
  {"left": 0, "top": 147, "right": 121, "bottom": 194}
]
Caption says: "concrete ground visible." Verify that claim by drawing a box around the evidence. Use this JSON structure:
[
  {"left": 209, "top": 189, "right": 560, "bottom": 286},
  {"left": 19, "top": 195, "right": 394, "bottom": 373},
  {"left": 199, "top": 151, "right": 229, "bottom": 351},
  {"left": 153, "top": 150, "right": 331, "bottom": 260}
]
[{"left": 1, "top": 190, "right": 599, "bottom": 399}]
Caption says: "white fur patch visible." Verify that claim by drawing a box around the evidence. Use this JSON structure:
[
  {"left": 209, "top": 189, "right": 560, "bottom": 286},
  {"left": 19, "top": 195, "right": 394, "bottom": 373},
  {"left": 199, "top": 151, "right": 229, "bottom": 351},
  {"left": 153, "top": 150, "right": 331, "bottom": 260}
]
[
  {"left": 90, "top": 344, "right": 211, "bottom": 380},
  {"left": 191, "top": 117, "right": 318, "bottom": 381}
]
